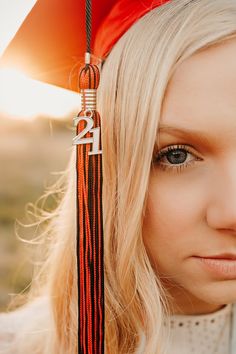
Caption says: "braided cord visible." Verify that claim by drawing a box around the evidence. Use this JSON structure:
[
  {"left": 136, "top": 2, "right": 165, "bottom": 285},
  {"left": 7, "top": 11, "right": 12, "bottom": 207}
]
[{"left": 85, "top": 0, "right": 92, "bottom": 53}]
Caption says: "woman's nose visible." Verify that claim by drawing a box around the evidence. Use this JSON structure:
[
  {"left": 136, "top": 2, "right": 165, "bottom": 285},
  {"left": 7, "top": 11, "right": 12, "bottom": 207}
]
[{"left": 206, "top": 163, "right": 236, "bottom": 233}]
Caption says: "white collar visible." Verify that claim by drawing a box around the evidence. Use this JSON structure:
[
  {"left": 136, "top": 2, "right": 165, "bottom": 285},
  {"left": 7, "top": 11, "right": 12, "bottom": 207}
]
[{"left": 165, "top": 303, "right": 233, "bottom": 354}]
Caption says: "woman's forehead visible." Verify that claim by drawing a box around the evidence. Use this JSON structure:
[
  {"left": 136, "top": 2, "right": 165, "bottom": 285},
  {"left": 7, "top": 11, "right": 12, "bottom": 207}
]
[{"left": 160, "top": 37, "right": 236, "bottom": 138}]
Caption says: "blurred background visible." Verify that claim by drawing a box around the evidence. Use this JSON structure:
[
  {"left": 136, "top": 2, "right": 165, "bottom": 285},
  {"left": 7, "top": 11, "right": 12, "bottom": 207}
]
[{"left": 0, "top": 1, "right": 80, "bottom": 310}]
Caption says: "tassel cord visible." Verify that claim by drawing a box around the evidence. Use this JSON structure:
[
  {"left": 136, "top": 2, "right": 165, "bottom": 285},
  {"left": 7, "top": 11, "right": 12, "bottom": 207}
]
[{"left": 85, "top": 0, "right": 92, "bottom": 54}]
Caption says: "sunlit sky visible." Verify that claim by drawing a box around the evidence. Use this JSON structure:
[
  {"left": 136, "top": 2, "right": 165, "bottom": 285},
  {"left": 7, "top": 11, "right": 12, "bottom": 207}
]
[
  {"left": 0, "top": 1, "right": 80, "bottom": 121},
  {"left": 0, "top": 69, "right": 80, "bottom": 121}
]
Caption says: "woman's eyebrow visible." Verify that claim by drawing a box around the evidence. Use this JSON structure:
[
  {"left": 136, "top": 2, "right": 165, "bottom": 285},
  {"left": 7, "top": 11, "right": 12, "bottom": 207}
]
[{"left": 158, "top": 124, "right": 214, "bottom": 146}]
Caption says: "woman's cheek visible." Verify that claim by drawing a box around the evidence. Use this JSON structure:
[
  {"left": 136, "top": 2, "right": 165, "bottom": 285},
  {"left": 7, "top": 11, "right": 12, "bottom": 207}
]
[{"left": 143, "top": 173, "right": 209, "bottom": 264}]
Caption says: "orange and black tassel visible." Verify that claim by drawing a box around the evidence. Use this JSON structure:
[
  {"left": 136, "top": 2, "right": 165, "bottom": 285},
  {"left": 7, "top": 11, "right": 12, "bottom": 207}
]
[{"left": 72, "top": 1, "right": 104, "bottom": 353}]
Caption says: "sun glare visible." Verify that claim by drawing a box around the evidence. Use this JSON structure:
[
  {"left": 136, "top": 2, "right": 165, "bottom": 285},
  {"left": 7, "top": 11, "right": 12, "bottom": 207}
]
[
  {"left": 0, "top": 1, "right": 38, "bottom": 57},
  {"left": 0, "top": 68, "right": 81, "bottom": 121}
]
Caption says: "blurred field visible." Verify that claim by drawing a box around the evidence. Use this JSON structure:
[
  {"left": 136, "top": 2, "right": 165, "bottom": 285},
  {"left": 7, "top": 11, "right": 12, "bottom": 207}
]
[{"left": 0, "top": 115, "right": 73, "bottom": 310}]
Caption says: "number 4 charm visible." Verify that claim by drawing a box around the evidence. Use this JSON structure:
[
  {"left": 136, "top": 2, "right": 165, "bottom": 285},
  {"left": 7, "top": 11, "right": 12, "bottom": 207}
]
[{"left": 73, "top": 115, "right": 102, "bottom": 156}]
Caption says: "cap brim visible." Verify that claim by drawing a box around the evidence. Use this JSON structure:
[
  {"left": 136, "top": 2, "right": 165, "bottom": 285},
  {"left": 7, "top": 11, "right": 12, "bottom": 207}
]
[{"left": 0, "top": 0, "right": 115, "bottom": 92}]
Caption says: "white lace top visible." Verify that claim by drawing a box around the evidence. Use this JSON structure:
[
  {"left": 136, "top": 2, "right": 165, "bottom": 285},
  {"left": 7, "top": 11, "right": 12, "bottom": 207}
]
[
  {"left": 0, "top": 296, "right": 53, "bottom": 354},
  {"left": 165, "top": 303, "right": 233, "bottom": 354}
]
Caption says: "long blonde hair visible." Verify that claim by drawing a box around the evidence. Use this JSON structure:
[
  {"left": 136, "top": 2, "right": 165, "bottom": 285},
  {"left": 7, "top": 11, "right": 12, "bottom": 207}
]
[{"left": 7, "top": 1, "right": 236, "bottom": 353}]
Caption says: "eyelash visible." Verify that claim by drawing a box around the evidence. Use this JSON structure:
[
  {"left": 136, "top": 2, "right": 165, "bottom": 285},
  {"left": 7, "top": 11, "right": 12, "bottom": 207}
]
[{"left": 154, "top": 144, "right": 201, "bottom": 173}]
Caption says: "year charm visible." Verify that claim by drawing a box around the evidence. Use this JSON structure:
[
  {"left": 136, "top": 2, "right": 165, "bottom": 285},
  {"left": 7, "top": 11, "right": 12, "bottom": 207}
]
[{"left": 73, "top": 115, "right": 102, "bottom": 156}]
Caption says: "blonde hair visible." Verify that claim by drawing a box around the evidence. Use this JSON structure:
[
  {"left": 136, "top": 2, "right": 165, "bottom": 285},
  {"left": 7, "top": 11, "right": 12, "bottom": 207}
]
[{"left": 5, "top": 1, "right": 236, "bottom": 353}]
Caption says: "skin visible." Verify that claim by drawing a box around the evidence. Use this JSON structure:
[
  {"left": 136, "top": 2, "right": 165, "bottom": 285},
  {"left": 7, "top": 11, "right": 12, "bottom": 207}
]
[{"left": 142, "top": 37, "right": 236, "bottom": 315}]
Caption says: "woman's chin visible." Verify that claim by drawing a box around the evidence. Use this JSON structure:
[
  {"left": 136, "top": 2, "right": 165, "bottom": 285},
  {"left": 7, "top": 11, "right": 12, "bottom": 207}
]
[
  {"left": 189, "top": 279, "right": 236, "bottom": 308},
  {"left": 166, "top": 278, "right": 236, "bottom": 315}
]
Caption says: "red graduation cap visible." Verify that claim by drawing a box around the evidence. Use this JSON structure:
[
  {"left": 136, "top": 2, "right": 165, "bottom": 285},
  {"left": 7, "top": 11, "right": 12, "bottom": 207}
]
[{"left": 0, "top": 0, "right": 170, "bottom": 91}]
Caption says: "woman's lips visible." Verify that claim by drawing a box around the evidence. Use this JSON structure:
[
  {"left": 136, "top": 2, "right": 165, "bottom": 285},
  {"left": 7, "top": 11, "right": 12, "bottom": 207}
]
[{"left": 194, "top": 255, "right": 236, "bottom": 279}]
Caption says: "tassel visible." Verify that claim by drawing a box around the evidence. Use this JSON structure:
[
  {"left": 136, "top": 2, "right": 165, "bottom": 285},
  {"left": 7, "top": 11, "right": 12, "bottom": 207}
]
[{"left": 73, "top": 53, "right": 104, "bottom": 353}]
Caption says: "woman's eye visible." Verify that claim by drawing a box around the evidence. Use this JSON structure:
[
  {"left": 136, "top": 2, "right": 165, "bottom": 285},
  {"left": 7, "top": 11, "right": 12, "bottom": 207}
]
[{"left": 154, "top": 144, "right": 201, "bottom": 173}]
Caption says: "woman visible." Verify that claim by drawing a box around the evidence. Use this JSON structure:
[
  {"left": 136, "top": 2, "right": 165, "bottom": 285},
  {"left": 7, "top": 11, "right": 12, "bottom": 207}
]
[{"left": 1, "top": 0, "right": 236, "bottom": 353}]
